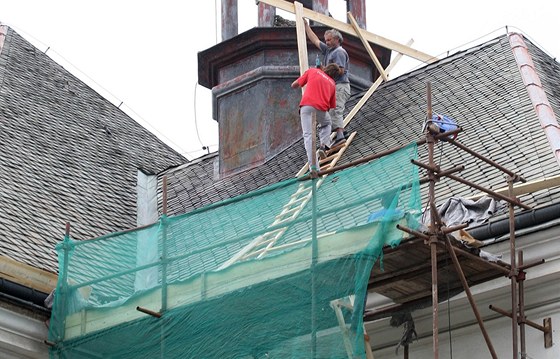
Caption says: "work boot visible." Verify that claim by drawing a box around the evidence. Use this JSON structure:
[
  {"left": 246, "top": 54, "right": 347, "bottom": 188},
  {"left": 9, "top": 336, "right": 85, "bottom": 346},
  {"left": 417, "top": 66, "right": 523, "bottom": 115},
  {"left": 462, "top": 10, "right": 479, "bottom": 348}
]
[
  {"left": 332, "top": 137, "right": 346, "bottom": 147},
  {"left": 317, "top": 145, "right": 330, "bottom": 160},
  {"left": 332, "top": 130, "right": 346, "bottom": 147}
]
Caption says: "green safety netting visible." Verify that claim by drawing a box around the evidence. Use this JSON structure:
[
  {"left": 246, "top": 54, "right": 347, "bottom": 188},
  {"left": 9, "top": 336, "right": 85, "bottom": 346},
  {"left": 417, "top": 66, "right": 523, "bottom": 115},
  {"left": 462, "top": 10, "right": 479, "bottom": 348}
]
[{"left": 48, "top": 143, "right": 421, "bottom": 359}]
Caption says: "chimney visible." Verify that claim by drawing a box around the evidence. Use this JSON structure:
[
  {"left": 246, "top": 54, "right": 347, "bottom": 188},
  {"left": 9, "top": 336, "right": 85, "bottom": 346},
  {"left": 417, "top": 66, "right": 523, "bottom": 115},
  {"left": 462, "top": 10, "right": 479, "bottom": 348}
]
[
  {"left": 347, "top": 0, "right": 366, "bottom": 29},
  {"left": 221, "top": 0, "right": 238, "bottom": 41},
  {"left": 199, "top": 0, "right": 388, "bottom": 177}
]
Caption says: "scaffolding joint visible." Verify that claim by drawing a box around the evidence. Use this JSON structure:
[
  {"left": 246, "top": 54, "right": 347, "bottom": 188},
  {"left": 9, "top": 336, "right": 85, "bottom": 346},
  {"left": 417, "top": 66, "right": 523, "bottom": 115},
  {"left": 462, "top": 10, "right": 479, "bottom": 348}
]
[
  {"left": 510, "top": 173, "right": 526, "bottom": 183},
  {"left": 507, "top": 268, "right": 519, "bottom": 279},
  {"left": 428, "top": 235, "right": 438, "bottom": 245}
]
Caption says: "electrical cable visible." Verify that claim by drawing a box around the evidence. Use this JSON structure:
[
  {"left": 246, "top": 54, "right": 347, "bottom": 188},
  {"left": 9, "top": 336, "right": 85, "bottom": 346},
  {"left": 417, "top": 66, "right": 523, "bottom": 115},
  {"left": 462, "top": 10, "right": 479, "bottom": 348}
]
[
  {"left": 193, "top": 81, "right": 210, "bottom": 154},
  {"left": 400, "top": 25, "right": 558, "bottom": 76}
]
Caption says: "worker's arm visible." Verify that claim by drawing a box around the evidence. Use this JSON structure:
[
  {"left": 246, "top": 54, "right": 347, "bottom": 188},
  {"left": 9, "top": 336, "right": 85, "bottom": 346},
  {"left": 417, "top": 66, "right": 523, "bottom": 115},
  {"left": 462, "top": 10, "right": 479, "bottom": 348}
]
[
  {"left": 337, "top": 66, "right": 345, "bottom": 77},
  {"left": 304, "top": 20, "right": 321, "bottom": 49},
  {"left": 292, "top": 70, "right": 308, "bottom": 88}
]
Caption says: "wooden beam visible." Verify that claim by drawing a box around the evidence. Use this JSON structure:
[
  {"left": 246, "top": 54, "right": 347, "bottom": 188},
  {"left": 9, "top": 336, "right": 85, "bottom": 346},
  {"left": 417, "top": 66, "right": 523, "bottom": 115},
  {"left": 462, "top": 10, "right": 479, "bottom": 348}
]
[
  {"left": 0, "top": 255, "right": 57, "bottom": 293},
  {"left": 347, "top": 12, "right": 387, "bottom": 82},
  {"left": 294, "top": 1, "right": 308, "bottom": 76},
  {"left": 343, "top": 39, "right": 414, "bottom": 128},
  {"left": 468, "top": 175, "right": 560, "bottom": 201},
  {"left": 258, "top": 0, "right": 437, "bottom": 63}
]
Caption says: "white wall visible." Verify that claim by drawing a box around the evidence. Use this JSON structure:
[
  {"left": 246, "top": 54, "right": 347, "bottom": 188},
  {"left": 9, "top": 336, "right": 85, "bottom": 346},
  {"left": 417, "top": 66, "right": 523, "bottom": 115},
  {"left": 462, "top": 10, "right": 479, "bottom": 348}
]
[
  {"left": 0, "top": 307, "right": 49, "bottom": 359},
  {"left": 366, "top": 223, "right": 560, "bottom": 358}
]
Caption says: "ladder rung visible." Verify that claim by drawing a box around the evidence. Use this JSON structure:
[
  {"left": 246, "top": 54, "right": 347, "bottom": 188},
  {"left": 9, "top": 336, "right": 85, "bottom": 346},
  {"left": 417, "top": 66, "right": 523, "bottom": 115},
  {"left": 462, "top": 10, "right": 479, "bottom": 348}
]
[
  {"left": 274, "top": 216, "right": 295, "bottom": 225},
  {"left": 319, "top": 154, "right": 337, "bottom": 165},
  {"left": 243, "top": 248, "right": 266, "bottom": 260},
  {"left": 293, "top": 185, "right": 310, "bottom": 196},
  {"left": 276, "top": 206, "right": 302, "bottom": 219},
  {"left": 246, "top": 233, "right": 283, "bottom": 255},
  {"left": 277, "top": 195, "right": 311, "bottom": 217},
  {"left": 288, "top": 192, "right": 311, "bottom": 204},
  {"left": 259, "top": 228, "right": 283, "bottom": 238},
  {"left": 328, "top": 142, "right": 346, "bottom": 153},
  {"left": 289, "top": 193, "right": 308, "bottom": 202},
  {"left": 259, "top": 229, "right": 285, "bottom": 243},
  {"left": 257, "top": 237, "right": 276, "bottom": 246}
]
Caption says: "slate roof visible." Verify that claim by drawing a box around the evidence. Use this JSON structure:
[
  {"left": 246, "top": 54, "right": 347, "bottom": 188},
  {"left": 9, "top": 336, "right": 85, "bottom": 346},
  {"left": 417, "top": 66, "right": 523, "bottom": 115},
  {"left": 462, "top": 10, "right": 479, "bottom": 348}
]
[
  {"left": 161, "top": 33, "right": 560, "bottom": 216},
  {"left": 0, "top": 27, "right": 187, "bottom": 274}
]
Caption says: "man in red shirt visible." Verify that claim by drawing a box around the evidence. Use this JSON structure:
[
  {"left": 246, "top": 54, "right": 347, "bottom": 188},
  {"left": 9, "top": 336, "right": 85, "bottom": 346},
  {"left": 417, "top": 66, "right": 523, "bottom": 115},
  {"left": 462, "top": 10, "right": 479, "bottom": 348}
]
[{"left": 291, "top": 64, "right": 340, "bottom": 175}]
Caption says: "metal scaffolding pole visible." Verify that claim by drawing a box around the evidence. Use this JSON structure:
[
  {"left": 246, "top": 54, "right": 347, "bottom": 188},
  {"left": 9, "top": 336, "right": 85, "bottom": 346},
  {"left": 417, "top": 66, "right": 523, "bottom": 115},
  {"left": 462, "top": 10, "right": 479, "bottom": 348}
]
[
  {"left": 518, "top": 251, "right": 527, "bottom": 359},
  {"left": 444, "top": 235, "right": 498, "bottom": 358},
  {"left": 331, "top": 80, "right": 549, "bottom": 358},
  {"left": 426, "top": 82, "right": 440, "bottom": 359},
  {"left": 508, "top": 178, "right": 519, "bottom": 359}
]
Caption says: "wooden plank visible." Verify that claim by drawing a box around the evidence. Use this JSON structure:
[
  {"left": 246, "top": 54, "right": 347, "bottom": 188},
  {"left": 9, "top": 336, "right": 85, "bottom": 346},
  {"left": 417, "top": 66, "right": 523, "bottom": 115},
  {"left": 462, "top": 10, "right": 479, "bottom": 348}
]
[
  {"left": 468, "top": 174, "right": 560, "bottom": 200},
  {"left": 343, "top": 39, "right": 414, "bottom": 128},
  {"left": 294, "top": 1, "right": 308, "bottom": 76},
  {"left": 347, "top": 12, "right": 387, "bottom": 82},
  {"left": 0, "top": 255, "right": 57, "bottom": 293},
  {"left": 258, "top": 0, "right": 437, "bottom": 63},
  {"left": 451, "top": 228, "right": 484, "bottom": 248}
]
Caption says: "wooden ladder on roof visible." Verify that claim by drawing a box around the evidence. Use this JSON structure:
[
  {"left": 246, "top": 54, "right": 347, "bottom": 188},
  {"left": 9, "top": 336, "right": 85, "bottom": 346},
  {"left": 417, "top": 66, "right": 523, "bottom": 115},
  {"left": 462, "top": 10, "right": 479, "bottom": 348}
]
[{"left": 218, "top": 133, "right": 356, "bottom": 270}]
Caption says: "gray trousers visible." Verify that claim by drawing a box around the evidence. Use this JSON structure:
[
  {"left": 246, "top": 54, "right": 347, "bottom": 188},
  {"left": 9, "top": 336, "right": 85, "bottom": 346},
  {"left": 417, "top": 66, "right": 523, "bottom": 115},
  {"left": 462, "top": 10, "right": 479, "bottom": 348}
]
[
  {"left": 300, "top": 105, "right": 331, "bottom": 169},
  {"left": 330, "top": 82, "right": 351, "bottom": 130}
]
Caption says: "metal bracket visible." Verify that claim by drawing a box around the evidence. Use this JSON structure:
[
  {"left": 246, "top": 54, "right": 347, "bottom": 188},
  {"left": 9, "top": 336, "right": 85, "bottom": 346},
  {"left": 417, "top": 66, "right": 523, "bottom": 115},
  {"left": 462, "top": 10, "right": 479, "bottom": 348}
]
[{"left": 544, "top": 317, "right": 553, "bottom": 348}]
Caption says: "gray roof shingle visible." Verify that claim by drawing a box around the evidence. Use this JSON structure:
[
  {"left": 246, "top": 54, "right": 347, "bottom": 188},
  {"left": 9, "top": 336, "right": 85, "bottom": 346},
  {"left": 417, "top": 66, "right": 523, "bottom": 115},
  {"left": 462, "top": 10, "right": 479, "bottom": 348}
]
[
  {"left": 161, "top": 34, "right": 560, "bottom": 217},
  {"left": 0, "top": 27, "right": 187, "bottom": 273}
]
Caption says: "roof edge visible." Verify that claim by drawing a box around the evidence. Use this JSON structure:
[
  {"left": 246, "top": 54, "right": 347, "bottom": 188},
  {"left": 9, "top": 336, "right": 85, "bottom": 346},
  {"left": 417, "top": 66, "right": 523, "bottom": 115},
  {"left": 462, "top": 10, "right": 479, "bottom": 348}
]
[
  {"left": 509, "top": 32, "right": 560, "bottom": 167},
  {"left": 0, "top": 255, "right": 57, "bottom": 294}
]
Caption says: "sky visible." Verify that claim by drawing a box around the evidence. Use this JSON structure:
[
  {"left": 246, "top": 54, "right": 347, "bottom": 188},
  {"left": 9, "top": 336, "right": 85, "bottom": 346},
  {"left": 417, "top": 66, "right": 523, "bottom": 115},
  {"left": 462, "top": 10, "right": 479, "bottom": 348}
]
[{"left": 0, "top": 0, "right": 557, "bottom": 160}]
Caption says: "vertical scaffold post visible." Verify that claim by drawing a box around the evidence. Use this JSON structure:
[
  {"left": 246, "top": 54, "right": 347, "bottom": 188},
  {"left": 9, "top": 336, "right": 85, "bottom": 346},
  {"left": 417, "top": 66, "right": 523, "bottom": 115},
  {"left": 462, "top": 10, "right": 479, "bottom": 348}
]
[
  {"left": 311, "top": 111, "right": 318, "bottom": 176},
  {"left": 426, "top": 82, "right": 439, "bottom": 358},
  {"left": 518, "top": 251, "right": 527, "bottom": 359},
  {"left": 508, "top": 177, "right": 518, "bottom": 359},
  {"left": 160, "top": 176, "right": 169, "bottom": 358},
  {"left": 311, "top": 173, "right": 318, "bottom": 359},
  {"left": 161, "top": 175, "right": 168, "bottom": 312},
  {"left": 57, "top": 222, "right": 72, "bottom": 343}
]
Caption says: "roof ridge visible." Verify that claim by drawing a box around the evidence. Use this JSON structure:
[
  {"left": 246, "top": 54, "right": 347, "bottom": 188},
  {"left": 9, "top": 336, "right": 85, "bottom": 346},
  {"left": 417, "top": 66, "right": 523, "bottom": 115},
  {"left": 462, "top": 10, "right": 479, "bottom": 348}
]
[{"left": 386, "top": 34, "right": 506, "bottom": 87}]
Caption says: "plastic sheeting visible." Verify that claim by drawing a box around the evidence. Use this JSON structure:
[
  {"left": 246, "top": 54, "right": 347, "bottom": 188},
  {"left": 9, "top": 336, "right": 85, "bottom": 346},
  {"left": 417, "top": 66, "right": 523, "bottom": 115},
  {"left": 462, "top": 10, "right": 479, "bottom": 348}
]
[{"left": 422, "top": 196, "right": 502, "bottom": 228}]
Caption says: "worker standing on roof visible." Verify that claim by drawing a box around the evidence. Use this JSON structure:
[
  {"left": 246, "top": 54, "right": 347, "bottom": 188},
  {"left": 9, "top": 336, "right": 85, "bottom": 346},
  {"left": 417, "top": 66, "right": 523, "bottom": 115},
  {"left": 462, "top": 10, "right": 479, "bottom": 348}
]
[
  {"left": 304, "top": 20, "right": 350, "bottom": 147},
  {"left": 291, "top": 64, "right": 339, "bottom": 175}
]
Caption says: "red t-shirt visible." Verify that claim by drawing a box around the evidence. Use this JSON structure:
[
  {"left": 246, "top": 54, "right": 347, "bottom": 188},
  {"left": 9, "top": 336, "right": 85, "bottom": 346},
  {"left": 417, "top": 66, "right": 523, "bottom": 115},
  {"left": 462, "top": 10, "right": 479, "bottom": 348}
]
[{"left": 297, "top": 68, "right": 336, "bottom": 111}]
